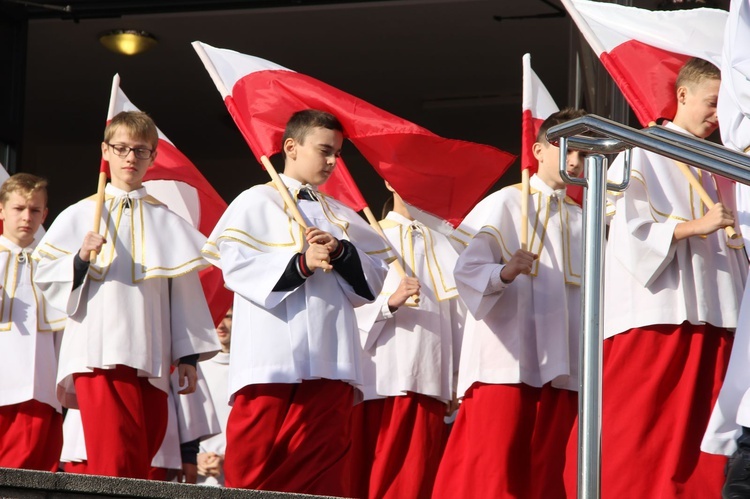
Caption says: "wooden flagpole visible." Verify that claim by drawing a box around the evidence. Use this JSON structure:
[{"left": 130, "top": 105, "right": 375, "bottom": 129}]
[
  {"left": 647, "top": 123, "right": 738, "bottom": 239},
  {"left": 90, "top": 74, "right": 121, "bottom": 262},
  {"left": 520, "top": 169, "right": 530, "bottom": 251}
]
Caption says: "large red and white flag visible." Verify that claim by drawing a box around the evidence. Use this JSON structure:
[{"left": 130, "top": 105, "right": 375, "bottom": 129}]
[
  {"left": 562, "top": 0, "right": 727, "bottom": 126},
  {"left": 192, "top": 41, "right": 516, "bottom": 229},
  {"left": 104, "top": 74, "right": 232, "bottom": 326}
]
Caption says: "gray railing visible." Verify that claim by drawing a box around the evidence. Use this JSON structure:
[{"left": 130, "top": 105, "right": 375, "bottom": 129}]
[{"left": 546, "top": 114, "right": 750, "bottom": 499}]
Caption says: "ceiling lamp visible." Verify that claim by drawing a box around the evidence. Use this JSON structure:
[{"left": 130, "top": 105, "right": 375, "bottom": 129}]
[{"left": 99, "top": 30, "right": 157, "bottom": 56}]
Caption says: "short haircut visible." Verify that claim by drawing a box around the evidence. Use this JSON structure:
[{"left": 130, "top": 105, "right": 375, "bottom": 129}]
[
  {"left": 536, "top": 108, "right": 588, "bottom": 144},
  {"left": 0, "top": 173, "right": 48, "bottom": 205},
  {"left": 675, "top": 58, "right": 720, "bottom": 90},
  {"left": 104, "top": 111, "right": 159, "bottom": 149},
  {"left": 281, "top": 110, "right": 343, "bottom": 158}
]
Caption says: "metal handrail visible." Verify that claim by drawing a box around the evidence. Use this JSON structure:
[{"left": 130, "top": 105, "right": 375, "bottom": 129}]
[
  {"left": 546, "top": 114, "right": 750, "bottom": 499},
  {"left": 548, "top": 114, "right": 750, "bottom": 183}
]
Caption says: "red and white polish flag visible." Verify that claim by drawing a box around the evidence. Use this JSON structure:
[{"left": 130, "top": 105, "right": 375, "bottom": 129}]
[
  {"left": 104, "top": 74, "right": 233, "bottom": 326},
  {"left": 522, "top": 53, "right": 559, "bottom": 176},
  {"left": 521, "top": 53, "right": 585, "bottom": 205},
  {"left": 562, "top": 0, "right": 727, "bottom": 126},
  {"left": 192, "top": 41, "right": 516, "bottom": 230}
]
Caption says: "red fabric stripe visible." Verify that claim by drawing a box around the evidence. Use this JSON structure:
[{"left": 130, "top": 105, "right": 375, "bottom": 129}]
[
  {"left": 564, "top": 323, "right": 731, "bottom": 498},
  {"left": 522, "top": 110, "right": 544, "bottom": 175},
  {"left": 0, "top": 399, "right": 62, "bottom": 472},
  {"left": 602, "top": 42, "right": 691, "bottom": 126},
  {"left": 224, "top": 379, "right": 354, "bottom": 496}
]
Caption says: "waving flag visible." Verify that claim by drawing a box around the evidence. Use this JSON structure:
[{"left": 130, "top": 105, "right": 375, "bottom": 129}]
[
  {"left": 562, "top": 0, "right": 727, "bottom": 126},
  {"left": 522, "top": 53, "right": 560, "bottom": 175},
  {"left": 192, "top": 41, "right": 515, "bottom": 229},
  {"left": 104, "top": 75, "right": 232, "bottom": 326}
]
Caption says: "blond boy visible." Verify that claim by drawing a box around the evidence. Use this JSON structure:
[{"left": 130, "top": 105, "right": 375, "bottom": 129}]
[{"left": 0, "top": 173, "right": 66, "bottom": 472}]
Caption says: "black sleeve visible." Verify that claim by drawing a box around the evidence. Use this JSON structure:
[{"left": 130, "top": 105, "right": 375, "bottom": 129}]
[
  {"left": 331, "top": 240, "right": 375, "bottom": 301},
  {"left": 272, "top": 253, "right": 310, "bottom": 292},
  {"left": 180, "top": 438, "right": 200, "bottom": 465},
  {"left": 178, "top": 354, "right": 199, "bottom": 368},
  {"left": 73, "top": 253, "right": 89, "bottom": 290}
]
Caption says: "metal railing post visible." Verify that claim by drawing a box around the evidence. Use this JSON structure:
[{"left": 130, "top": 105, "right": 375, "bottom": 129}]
[{"left": 578, "top": 153, "right": 607, "bottom": 499}]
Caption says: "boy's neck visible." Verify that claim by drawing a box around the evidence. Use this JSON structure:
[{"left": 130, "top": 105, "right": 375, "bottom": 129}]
[
  {"left": 536, "top": 171, "right": 566, "bottom": 192},
  {"left": 282, "top": 171, "right": 318, "bottom": 187},
  {"left": 2, "top": 233, "right": 33, "bottom": 249},
  {"left": 110, "top": 180, "right": 142, "bottom": 192},
  {"left": 392, "top": 195, "right": 413, "bottom": 220}
]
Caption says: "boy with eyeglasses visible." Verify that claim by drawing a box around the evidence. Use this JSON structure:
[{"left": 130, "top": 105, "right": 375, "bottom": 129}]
[{"left": 33, "top": 110, "right": 219, "bottom": 479}]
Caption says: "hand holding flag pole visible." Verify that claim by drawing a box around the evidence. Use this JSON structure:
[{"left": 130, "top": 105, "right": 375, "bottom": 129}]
[
  {"left": 672, "top": 160, "right": 739, "bottom": 239},
  {"left": 645, "top": 123, "right": 738, "bottom": 239},
  {"left": 91, "top": 74, "right": 121, "bottom": 262},
  {"left": 360, "top": 205, "right": 420, "bottom": 305}
]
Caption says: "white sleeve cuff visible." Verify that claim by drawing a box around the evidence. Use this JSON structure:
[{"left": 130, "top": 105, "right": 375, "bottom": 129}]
[{"left": 487, "top": 265, "right": 510, "bottom": 294}]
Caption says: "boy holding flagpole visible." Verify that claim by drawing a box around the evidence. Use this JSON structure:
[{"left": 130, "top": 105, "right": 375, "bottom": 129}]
[
  {"left": 350, "top": 181, "right": 464, "bottom": 499},
  {"left": 433, "top": 108, "right": 586, "bottom": 499},
  {"left": 594, "top": 58, "right": 746, "bottom": 498},
  {"left": 202, "top": 109, "right": 392, "bottom": 497},
  {"left": 32, "top": 110, "right": 219, "bottom": 479}
]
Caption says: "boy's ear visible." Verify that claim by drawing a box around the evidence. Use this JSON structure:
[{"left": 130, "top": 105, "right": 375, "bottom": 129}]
[
  {"left": 283, "top": 138, "right": 297, "bottom": 160},
  {"left": 101, "top": 141, "right": 109, "bottom": 158},
  {"left": 532, "top": 142, "right": 544, "bottom": 161},
  {"left": 676, "top": 85, "right": 688, "bottom": 105}
]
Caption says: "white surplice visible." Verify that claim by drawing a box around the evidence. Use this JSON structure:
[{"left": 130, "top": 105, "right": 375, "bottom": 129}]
[
  {"left": 197, "top": 351, "right": 230, "bottom": 486},
  {"left": 453, "top": 175, "right": 582, "bottom": 397},
  {"left": 151, "top": 365, "right": 222, "bottom": 470},
  {"left": 202, "top": 175, "right": 392, "bottom": 400},
  {"left": 32, "top": 184, "right": 219, "bottom": 408},
  {"left": 354, "top": 212, "right": 465, "bottom": 403},
  {"left": 0, "top": 235, "right": 66, "bottom": 412},
  {"left": 604, "top": 122, "right": 746, "bottom": 341}
]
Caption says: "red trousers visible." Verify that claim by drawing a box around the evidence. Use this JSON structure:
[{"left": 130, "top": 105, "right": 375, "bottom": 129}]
[
  {"left": 73, "top": 364, "right": 168, "bottom": 479},
  {"left": 224, "top": 378, "right": 354, "bottom": 496},
  {"left": 351, "top": 393, "right": 446, "bottom": 499},
  {"left": 564, "top": 323, "right": 731, "bottom": 499},
  {"left": 433, "top": 382, "right": 577, "bottom": 499},
  {"left": 0, "top": 399, "right": 62, "bottom": 471}
]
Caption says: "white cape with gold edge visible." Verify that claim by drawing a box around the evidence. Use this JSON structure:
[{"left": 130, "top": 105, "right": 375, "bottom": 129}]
[
  {"left": 32, "top": 184, "right": 219, "bottom": 408},
  {"left": 202, "top": 175, "right": 393, "bottom": 399},
  {"left": 354, "top": 211, "right": 465, "bottom": 403},
  {"left": 453, "top": 174, "right": 582, "bottom": 396},
  {"left": 604, "top": 122, "right": 746, "bottom": 340},
  {"left": 0, "top": 235, "right": 66, "bottom": 412}
]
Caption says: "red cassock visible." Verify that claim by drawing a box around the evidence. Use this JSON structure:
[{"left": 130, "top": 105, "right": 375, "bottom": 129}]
[
  {"left": 434, "top": 382, "right": 576, "bottom": 499},
  {"left": 564, "top": 324, "right": 732, "bottom": 499},
  {"left": 224, "top": 379, "right": 354, "bottom": 496}
]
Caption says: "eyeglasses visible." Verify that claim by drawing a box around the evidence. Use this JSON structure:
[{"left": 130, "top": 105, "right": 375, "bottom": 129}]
[{"left": 106, "top": 143, "right": 154, "bottom": 160}]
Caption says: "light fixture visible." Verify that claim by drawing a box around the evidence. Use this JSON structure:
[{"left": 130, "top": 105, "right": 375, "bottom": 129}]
[{"left": 99, "top": 30, "right": 157, "bottom": 56}]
